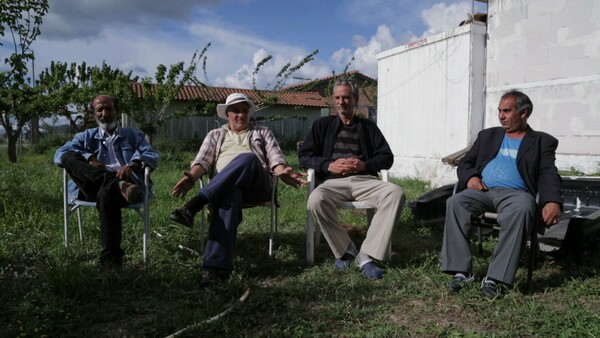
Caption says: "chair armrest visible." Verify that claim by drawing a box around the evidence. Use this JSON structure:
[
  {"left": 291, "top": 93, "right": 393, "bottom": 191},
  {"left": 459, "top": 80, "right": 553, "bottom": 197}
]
[
  {"left": 307, "top": 168, "right": 316, "bottom": 193},
  {"left": 380, "top": 169, "right": 389, "bottom": 182}
]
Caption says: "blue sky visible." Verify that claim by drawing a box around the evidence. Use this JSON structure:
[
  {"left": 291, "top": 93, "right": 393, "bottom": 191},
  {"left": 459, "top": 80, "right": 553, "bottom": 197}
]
[{"left": 2, "top": 0, "right": 487, "bottom": 90}]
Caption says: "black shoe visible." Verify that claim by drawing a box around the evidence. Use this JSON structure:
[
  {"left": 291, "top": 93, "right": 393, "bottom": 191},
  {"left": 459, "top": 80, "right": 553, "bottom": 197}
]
[
  {"left": 169, "top": 207, "right": 195, "bottom": 227},
  {"left": 481, "top": 276, "right": 499, "bottom": 300},
  {"left": 449, "top": 273, "right": 474, "bottom": 292},
  {"left": 199, "top": 268, "right": 230, "bottom": 288}
]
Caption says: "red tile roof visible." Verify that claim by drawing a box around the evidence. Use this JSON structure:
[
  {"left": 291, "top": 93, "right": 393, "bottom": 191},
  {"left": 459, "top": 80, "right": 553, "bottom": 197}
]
[
  {"left": 130, "top": 83, "right": 329, "bottom": 108},
  {"left": 281, "top": 70, "right": 377, "bottom": 91}
]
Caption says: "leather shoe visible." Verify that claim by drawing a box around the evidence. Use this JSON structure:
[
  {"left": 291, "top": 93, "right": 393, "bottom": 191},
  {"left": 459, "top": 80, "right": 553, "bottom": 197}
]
[
  {"left": 199, "top": 268, "right": 230, "bottom": 287},
  {"left": 119, "top": 181, "right": 143, "bottom": 204},
  {"left": 169, "top": 207, "right": 195, "bottom": 227}
]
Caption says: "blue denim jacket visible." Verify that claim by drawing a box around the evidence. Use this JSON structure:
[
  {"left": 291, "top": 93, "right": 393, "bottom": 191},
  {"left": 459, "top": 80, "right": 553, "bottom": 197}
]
[{"left": 54, "top": 126, "right": 160, "bottom": 202}]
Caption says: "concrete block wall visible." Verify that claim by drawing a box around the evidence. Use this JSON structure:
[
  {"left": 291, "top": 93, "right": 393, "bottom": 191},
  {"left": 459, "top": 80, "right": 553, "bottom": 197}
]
[{"left": 486, "top": 0, "right": 600, "bottom": 174}]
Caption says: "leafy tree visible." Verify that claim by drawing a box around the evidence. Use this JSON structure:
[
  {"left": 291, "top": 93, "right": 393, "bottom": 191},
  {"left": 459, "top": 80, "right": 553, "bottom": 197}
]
[
  {"left": 38, "top": 61, "right": 137, "bottom": 134},
  {"left": 249, "top": 49, "right": 319, "bottom": 123},
  {"left": 0, "top": 0, "right": 49, "bottom": 162},
  {"left": 129, "top": 43, "right": 210, "bottom": 144}
]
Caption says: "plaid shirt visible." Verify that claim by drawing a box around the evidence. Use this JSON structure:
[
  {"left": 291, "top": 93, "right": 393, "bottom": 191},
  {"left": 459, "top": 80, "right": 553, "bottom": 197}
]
[{"left": 190, "top": 124, "right": 286, "bottom": 181}]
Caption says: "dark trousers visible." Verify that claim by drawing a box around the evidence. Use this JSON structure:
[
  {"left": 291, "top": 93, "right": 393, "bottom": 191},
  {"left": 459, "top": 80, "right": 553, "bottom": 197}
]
[
  {"left": 62, "top": 151, "right": 129, "bottom": 263},
  {"left": 200, "top": 153, "right": 272, "bottom": 270}
]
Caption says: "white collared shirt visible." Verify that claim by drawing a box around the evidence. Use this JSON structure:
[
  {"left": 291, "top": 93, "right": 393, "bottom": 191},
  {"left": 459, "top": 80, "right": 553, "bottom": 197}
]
[{"left": 101, "top": 127, "right": 123, "bottom": 172}]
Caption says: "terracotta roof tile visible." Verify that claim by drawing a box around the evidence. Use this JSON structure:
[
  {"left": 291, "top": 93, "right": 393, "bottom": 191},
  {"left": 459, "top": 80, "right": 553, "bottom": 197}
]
[
  {"left": 281, "top": 70, "right": 377, "bottom": 91},
  {"left": 129, "top": 83, "right": 329, "bottom": 108}
]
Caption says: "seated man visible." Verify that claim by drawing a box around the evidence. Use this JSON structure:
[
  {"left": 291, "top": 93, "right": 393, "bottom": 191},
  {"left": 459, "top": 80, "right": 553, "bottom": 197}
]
[
  {"left": 54, "top": 94, "right": 160, "bottom": 268},
  {"left": 440, "top": 90, "right": 562, "bottom": 299},
  {"left": 169, "top": 93, "right": 306, "bottom": 287},
  {"left": 298, "top": 78, "right": 405, "bottom": 280}
]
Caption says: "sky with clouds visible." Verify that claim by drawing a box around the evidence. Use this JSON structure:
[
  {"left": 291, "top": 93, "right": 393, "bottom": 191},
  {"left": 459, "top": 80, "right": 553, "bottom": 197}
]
[{"left": 1, "top": 0, "right": 487, "bottom": 90}]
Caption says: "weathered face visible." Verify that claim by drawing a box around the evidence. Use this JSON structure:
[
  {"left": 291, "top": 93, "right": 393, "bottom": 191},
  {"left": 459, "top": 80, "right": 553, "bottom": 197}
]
[
  {"left": 93, "top": 95, "right": 119, "bottom": 131},
  {"left": 333, "top": 84, "right": 356, "bottom": 122},
  {"left": 498, "top": 96, "right": 527, "bottom": 134},
  {"left": 226, "top": 102, "right": 251, "bottom": 132}
]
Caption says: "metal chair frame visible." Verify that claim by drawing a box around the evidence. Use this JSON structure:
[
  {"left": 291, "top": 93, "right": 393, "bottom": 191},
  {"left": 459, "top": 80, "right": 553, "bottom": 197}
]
[
  {"left": 196, "top": 176, "right": 279, "bottom": 256},
  {"left": 62, "top": 167, "right": 152, "bottom": 262}
]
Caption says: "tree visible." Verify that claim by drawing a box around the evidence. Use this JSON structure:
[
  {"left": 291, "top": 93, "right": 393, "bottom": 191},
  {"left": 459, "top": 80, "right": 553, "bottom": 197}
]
[
  {"left": 37, "top": 61, "right": 138, "bottom": 134},
  {"left": 0, "top": 0, "right": 49, "bottom": 162},
  {"left": 129, "top": 44, "right": 210, "bottom": 144},
  {"left": 247, "top": 49, "right": 318, "bottom": 124}
]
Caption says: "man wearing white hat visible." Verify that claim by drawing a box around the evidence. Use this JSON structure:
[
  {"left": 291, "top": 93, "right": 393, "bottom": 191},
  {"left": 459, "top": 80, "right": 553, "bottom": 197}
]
[{"left": 169, "top": 93, "right": 306, "bottom": 286}]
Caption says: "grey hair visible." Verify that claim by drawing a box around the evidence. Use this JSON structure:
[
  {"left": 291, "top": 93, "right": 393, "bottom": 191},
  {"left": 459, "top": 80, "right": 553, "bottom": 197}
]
[
  {"left": 334, "top": 77, "right": 359, "bottom": 104},
  {"left": 501, "top": 90, "right": 533, "bottom": 117}
]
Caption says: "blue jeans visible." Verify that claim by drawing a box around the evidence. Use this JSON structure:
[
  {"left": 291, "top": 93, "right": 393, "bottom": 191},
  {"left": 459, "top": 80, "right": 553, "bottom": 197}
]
[{"left": 200, "top": 153, "right": 272, "bottom": 270}]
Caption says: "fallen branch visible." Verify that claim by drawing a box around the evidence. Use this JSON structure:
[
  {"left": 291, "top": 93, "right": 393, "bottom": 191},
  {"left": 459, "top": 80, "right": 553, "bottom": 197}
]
[{"left": 165, "top": 288, "right": 250, "bottom": 338}]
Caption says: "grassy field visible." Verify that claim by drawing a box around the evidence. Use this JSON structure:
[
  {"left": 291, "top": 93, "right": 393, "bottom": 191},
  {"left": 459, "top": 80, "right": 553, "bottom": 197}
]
[{"left": 0, "top": 143, "right": 599, "bottom": 337}]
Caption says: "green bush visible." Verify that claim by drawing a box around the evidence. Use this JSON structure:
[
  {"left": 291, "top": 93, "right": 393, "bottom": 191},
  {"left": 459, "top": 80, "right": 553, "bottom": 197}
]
[{"left": 28, "top": 132, "right": 72, "bottom": 154}]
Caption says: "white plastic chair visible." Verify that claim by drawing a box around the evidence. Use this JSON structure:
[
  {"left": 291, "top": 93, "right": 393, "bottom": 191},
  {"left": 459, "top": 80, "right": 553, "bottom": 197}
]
[
  {"left": 306, "top": 168, "right": 392, "bottom": 265},
  {"left": 196, "top": 176, "right": 280, "bottom": 256},
  {"left": 62, "top": 167, "right": 152, "bottom": 261}
]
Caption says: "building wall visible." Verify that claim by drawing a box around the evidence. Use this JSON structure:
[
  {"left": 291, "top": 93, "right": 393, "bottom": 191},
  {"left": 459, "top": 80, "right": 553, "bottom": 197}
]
[
  {"left": 486, "top": 0, "right": 600, "bottom": 173},
  {"left": 122, "top": 101, "right": 324, "bottom": 147},
  {"left": 376, "top": 0, "right": 600, "bottom": 186},
  {"left": 377, "top": 23, "right": 487, "bottom": 186}
]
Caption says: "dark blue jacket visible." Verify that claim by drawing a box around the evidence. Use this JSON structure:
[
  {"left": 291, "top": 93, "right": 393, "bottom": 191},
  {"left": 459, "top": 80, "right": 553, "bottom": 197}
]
[{"left": 298, "top": 115, "right": 393, "bottom": 184}]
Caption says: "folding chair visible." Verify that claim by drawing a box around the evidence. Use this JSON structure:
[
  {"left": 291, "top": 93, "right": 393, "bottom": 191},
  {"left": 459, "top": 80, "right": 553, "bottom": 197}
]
[
  {"left": 305, "top": 168, "right": 392, "bottom": 265},
  {"left": 62, "top": 167, "right": 152, "bottom": 261},
  {"left": 197, "top": 176, "right": 280, "bottom": 256},
  {"left": 453, "top": 183, "right": 541, "bottom": 293}
]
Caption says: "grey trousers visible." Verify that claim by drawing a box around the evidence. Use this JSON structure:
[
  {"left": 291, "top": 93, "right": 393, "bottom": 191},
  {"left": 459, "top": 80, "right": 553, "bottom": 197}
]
[
  {"left": 440, "top": 187, "right": 535, "bottom": 285},
  {"left": 308, "top": 175, "right": 405, "bottom": 261}
]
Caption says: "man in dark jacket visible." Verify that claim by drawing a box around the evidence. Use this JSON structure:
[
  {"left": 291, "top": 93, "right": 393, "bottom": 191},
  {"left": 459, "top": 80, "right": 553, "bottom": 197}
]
[
  {"left": 298, "top": 78, "right": 405, "bottom": 280},
  {"left": 441, "top": 90, "right": 562, "bottom": 299}
]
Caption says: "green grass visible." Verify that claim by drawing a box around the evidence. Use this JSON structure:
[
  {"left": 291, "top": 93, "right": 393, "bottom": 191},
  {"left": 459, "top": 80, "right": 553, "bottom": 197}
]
[{"left": 1, "top": 148, "right": 599, "bottom": 337}]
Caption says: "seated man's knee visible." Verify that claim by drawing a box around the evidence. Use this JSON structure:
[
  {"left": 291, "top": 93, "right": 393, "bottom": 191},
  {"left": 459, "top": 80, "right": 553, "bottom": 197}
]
[
  {"left": 307, "top": 188, "right": 326, "bottom": 210},
  {"left": 389, "top": 184, "right": 406, "bottom": 203},
  {"left": 61, "top": 151, "right": 83, "bottom": 165}
]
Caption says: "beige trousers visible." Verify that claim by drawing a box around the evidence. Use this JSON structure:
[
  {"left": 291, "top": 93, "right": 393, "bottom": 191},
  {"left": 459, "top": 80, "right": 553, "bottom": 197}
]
[{"left": 307, "top": 175, "right": 405, "bottom": 261}]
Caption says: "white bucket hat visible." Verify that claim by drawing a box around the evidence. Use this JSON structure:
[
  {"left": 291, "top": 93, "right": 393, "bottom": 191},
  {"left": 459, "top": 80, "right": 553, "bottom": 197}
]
[{"left": 216, "top": 93, "right": 256, "bottom": 120}]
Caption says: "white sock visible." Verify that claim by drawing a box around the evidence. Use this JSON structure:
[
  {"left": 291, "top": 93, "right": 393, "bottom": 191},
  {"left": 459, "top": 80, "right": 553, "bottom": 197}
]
[{"left": 357, "top": 251, "right": 373, "bottom": 268}]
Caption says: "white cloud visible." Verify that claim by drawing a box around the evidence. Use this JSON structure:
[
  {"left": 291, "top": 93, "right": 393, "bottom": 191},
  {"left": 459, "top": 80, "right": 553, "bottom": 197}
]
[
  {"left": 330, "top": 25, "right": 398, "bottom": 78},
  {"left": 419, "top": 2, "right": 473, "bottom": 38},
  {"left": 16, "top": 0, "right": 479, "bottom": 91},
  {"left": 331, "top": 1, "right": 476, "bottom": 78}
]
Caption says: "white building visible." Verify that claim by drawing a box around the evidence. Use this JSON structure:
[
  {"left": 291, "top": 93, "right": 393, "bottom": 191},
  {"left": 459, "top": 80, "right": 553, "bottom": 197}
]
[{"left": 377, "top": 0, "right": 600, "bottom": 187}]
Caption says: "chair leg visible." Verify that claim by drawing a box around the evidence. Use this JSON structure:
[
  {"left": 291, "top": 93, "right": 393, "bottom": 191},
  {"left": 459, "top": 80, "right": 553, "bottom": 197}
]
[
  {"left": 526, "top": 225, "right": 538, "bottom": 294},
  {"left": 269, "top": 202, "right": 277, "bottom": 257},
  {"left": 199, "top": 208, "right": 205, "bottom": 253},
  {"left": 64, "top": 206, "right": 71, "bottom": 256},
  {"left": 142, "top": 207, "right": 150, "bottom": 262},
  {"left": 76, "top": 208, "right": 84, "bottom": 242},
  {"left": 307, "top": 211, "right": 315, "bottom": 265},
  {"left": 477, "top": 225, "right": 483, "bottom": 254}
]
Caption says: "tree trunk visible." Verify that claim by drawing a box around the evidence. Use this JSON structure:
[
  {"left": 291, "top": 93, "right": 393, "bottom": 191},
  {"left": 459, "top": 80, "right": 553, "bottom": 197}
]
[
  {"left": 30, "top": 117, "right": 40, "bottom": 143},
  {"left": 7, "top": 133, "right": 18, "bottom": 163}
]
